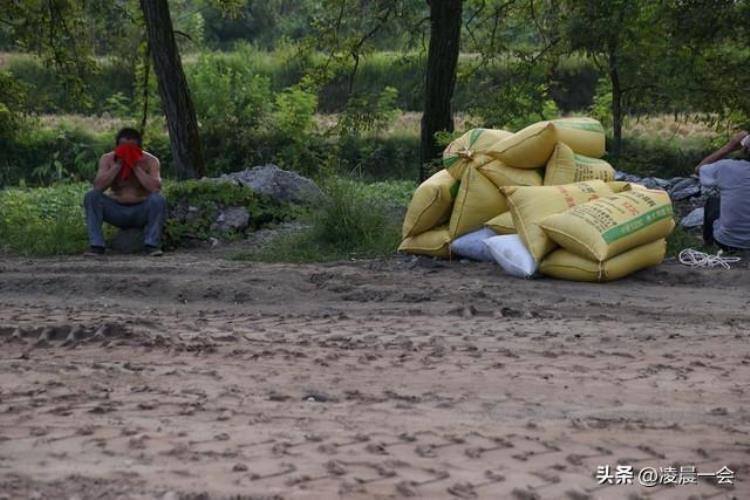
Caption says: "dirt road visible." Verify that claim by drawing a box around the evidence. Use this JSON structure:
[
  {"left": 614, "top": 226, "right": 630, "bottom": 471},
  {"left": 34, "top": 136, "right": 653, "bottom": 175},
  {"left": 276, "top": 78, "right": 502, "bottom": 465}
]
[{"left": 0, "top": 250, "right": 748, "bottom": 499}]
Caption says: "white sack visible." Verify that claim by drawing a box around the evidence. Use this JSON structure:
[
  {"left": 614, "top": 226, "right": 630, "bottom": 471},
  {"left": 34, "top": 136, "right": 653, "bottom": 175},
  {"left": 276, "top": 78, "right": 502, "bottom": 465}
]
[
  {"left": 484, "top": 234, "right": 538, "bottom": 278},
  {"left": 449, "top": 227, "right": 497, "bottom": 261}
]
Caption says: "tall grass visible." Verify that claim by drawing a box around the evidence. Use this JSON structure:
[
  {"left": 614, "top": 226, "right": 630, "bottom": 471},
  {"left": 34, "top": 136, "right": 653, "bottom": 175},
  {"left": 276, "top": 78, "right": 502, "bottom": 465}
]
[
  {"left": 235, "top": 178, "right": 408, "bottom": 262},
  {"left": 0, "top": 183, "right": 93, "bottom": 256}
]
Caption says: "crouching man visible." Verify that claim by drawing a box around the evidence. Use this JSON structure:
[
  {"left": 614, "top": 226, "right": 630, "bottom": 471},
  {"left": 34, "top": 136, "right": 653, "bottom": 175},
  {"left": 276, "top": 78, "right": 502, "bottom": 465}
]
[
  {"left": 694, "top": 131, "right": 750, "bottom": 252},
  {"left": 83, "top": 127, "right": 166, "bottom": 257}
]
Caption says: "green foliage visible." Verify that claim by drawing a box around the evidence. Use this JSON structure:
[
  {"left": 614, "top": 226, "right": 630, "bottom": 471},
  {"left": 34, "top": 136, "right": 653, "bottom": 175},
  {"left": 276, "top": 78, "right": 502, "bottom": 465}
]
[
  {"left": 162, "top": 179, "right": 300, "bottom": 248},
  {"left": 666, "top": 224, "right": 704, "bottom": 257},
  {"left": 0, "top": 70, "right": 29, "bottom": 139},
  {"left": 0, "top": 183, "right": 93, "bottom": 256},
  {"left": 338, "top": 87, "right": 401, "bottom": 137},
  {"left": 0, "top": 179, "right": 299, "bottom": 256},
  {"left": 189, "top": 50, "right": 274, "bottom": 131},
  {"left": 611, "top": 136, "right": 714, "bottom": 179},
  {"left": 478, "top": 82, "right": 560, "bottom": 131},
  {"left": 273, "top": 86, "right": 318, "bottom": 137},
  {"left": 236, "top": 176, "right": 403, "bottom": 262},
  {"left": 589, "top": 78, "right": 613, "bottom": 128}
]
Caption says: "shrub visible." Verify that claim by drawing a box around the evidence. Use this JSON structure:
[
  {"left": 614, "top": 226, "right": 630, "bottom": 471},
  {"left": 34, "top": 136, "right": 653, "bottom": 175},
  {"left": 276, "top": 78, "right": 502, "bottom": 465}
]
[
  {"left": 0, "top": 183, "right": 92, "bottom": 255},
  {"left": 235, "top": 176, "right": 403, "bottom": 262},
  {"left": 162, "top": 179, "right": 300, "bottom": 249}
]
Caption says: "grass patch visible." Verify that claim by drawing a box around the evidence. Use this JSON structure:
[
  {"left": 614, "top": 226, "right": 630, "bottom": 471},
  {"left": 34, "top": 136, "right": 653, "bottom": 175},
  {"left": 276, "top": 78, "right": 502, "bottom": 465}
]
[
  {"left": 666, "top": 223, "right": 705, "bottom": 257},
  {"left": 0, "top": 182, "right": 94, "bottom": 256},
  {"left": 233, "top": 177, "right": 405, "bottom": 263}
]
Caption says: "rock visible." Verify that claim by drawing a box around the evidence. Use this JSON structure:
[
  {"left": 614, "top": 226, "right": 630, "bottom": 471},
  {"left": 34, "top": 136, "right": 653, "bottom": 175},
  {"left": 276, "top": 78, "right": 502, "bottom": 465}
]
[
  {"left": 669, "top": 177, "right": 701, "bottom": 200},
  {"left": 211, "top": 206, "right": 250, "bottom": 232},
  {"left": 614, "top": 171, "right": 642, "bottom": 183},
  {"left": 680, "top": 207, "right": 704, "bottom": 228},
  {"left": 220, "top": 164, "right": 324, "bottom": 205},
  {"left": 108, "top": 228, "right": 144, "bottom": 254},
  {"left": 639, "top": 176, "right": 670, "bottom": 190}
]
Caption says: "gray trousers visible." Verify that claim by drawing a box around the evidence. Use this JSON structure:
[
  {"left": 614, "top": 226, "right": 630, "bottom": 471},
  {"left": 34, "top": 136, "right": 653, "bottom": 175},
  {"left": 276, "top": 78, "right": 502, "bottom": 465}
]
[{"left": 83, "top": 190, "right": 166, "bottom": 248}]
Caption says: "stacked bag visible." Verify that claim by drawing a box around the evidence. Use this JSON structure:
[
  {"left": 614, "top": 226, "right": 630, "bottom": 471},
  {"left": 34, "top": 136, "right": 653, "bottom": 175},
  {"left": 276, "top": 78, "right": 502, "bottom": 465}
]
[{"left": 399, "top": 117, "right": 674, "bottom": 282}]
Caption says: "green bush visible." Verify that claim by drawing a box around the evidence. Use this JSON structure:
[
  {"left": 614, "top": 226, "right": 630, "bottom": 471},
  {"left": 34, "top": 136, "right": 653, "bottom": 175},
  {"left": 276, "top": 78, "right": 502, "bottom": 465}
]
[
  {"left": 162, "top": 179, "right": 300, "bottom": 249},
  {"left": 0, "top": 183, "right": 92, "bottom": 255},
  {"left": 0, "top": 179, "right": 300, "bottom": 256},
  {"left": 610, "top": 136, "right": 714, "bottom": 178},
  {"left": 235, "top": 177, "right": 404, "bottom": 262},
  {"left": 7, "top": 55, "right": 135, "bottom": 114},
  {"left": 6, "top": 49, "right": 604, "bottom": 116}
]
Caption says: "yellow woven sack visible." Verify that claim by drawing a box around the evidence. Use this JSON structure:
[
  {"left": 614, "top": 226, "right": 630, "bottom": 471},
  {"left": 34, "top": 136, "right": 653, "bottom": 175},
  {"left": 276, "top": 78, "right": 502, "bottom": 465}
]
[
  {"left": 478, "top": 160, "right": 543, "bottom": 188},
  {"left": 606, "top": 181, "right": 649, "bottom": 193},
  {"left": 504, "top": 180, "right": 613, "bottom": 263},
  {"left": 539, "top": 239, "right": 666, "bottom": 282},
  {"left": 449, "top": 166, "right": 508, "bottom": 238},
  {"left": 544, "top": 142, "right": 615, "bottom": 185},
  {"left": 540, "top": 189, "right": 675, "bottom": 261},
  {"left": 485, "top": 212, "right": 515, "bottom": 234},
  {"left": 443, "top": 128, "right": 513, "bottom": 180},
  {"left": 489, "top": 121, "right": 558, "bottom": 169},
  {"left": 402, "top": 170, "right": 459, "bottom": 238},
  {"left": 398, "top": 225, "right": 451, "bottom": 258},
  {"left": 551, "top": 117, "right": 606, "bottom": 158}
]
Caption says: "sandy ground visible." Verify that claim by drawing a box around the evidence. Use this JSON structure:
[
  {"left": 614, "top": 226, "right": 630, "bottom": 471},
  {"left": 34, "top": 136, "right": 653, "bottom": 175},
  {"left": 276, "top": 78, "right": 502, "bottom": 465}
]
[{"left": 0, "top": 248, "right": 749, "bottom": 500}]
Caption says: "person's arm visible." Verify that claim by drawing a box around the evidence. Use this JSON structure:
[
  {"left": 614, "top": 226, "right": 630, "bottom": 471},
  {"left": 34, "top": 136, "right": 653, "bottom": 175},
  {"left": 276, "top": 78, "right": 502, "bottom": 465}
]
[
  {"left": 695, "top": 131, "right": 748, "bottom": 174},
  {"left": 132, "top": 155, "right": 162, "bottom": 193},
  {"left": 93, "top": 153, "right": 121, "bottom": 191}
]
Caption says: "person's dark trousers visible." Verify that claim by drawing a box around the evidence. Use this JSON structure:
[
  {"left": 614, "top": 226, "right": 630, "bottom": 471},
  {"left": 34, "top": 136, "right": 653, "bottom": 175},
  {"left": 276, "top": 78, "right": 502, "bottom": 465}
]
[
  {"left": 83, "top": 190, "right": 166, "bottom": 248},
  {"left": 703, "top": 195, "right": 720, "bottom": 247},
  {"left": 702, "top": 194, "right": 739, "bottom": 252}
]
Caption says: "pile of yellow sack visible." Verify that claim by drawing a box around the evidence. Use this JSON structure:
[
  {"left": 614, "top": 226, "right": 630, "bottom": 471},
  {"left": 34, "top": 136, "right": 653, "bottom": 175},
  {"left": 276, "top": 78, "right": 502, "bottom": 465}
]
[{"left": 399, "top": 117, "right": 675, "bottom": 282}]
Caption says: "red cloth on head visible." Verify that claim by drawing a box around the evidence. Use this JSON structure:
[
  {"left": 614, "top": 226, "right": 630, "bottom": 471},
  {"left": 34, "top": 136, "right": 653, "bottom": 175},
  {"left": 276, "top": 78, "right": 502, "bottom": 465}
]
[{"left": 114, "top": 143, "right": 143, "bottom": 181}]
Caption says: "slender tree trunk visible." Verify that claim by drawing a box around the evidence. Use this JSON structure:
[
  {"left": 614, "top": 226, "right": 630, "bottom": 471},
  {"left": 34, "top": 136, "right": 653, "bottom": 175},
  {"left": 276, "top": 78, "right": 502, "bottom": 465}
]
[
  {"left": 140, "top": 0, "right": 205, "bottom": 179},
  {"left": 420, "top": 0, "right": 462, "bottom": 182}
]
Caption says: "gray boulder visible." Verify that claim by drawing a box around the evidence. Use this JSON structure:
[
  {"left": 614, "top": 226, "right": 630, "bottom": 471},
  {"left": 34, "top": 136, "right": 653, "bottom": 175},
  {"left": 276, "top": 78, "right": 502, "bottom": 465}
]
[
  {"left": 108, "top": 228, "right": 144, "bottom": 254},
  {"left": 220, "top": 164, "right": 323, "bottom": 205},
  {"left": 680, "top": 207, "right": 704, "bottom": 228},
  {"left": 669, "top": 177, "right": 701, "bottom": 200},
  {"left": 211, "top": 206, "right": 250, "bottom": 232}
]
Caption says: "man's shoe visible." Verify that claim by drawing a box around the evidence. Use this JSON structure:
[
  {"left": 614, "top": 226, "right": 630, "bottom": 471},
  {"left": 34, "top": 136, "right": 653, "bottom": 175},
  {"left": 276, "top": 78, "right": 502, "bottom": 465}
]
[
  {"left": 84, "top": 246, "right": 105, "bottom": 257},
  {"left": 145, "top": 245, "right": 163, "bottom": 257}
]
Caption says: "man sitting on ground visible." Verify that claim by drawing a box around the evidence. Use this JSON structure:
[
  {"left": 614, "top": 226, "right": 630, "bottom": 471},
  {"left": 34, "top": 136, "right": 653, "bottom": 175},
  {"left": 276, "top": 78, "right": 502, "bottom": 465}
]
[
  {"left": 695, "top": 130, "right": 750, "bottom": 251},
  {"left": 83, "top": 127, "right": 166, "bottom": 257}
]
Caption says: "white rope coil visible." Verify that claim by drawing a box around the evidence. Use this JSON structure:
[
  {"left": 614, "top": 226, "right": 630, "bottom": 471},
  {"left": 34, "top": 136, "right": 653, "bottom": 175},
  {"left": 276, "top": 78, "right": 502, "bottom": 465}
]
[{"left": 678, "top": 248, "right": 741, "bottom": 269}]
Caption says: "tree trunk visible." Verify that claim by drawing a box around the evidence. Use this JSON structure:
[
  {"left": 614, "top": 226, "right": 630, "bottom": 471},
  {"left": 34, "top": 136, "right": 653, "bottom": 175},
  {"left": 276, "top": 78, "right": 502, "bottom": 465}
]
[
  {"left": 140, "top": 0, "right": 205, "bottom": 179},
  {"left": 609, "top": 54, "right": 623, "bottom": 159},
  {"left": 420, "top": 0, "right": 462, "bottom": 182}
]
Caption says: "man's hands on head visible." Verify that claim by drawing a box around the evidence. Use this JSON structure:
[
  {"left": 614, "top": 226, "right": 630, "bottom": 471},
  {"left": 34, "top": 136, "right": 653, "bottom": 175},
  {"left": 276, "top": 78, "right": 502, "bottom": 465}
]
[{"left": 93, "top": 152, "right": 121, "bottom": 191}]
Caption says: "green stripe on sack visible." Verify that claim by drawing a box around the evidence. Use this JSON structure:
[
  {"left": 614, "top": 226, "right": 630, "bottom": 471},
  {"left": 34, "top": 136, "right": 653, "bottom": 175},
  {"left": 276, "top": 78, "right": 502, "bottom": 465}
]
[
  {"left": 443, "top": 155, "right": 459, "bottom": 167},
  {"left": 449, "top": 180, "right": 461, "bottom": 199},
  {"left": 601, "top": 205, "right": 673, "bottom": 243},
  {"left": 468, "top": 128, "right": 484, "bottom": 147},
  {"left": 554, "top": 120, "right": 605, "bottom": 133}
]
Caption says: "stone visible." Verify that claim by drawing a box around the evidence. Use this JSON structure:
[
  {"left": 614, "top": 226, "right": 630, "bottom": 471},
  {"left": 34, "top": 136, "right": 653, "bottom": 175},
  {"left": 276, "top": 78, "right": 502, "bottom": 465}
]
[
  {"left": 669, "top": 177, "right": 701, "bottom": 200},
  {"left": 211, "top": 206, "right": 250, "bottom": 232},
  {"left": 614, "top": 171, "right": 642, "bottom": 183},
  {"left": 639, "top": 176, "right": 670, "bottom": 190},
  {"left": 108, "top": 228, "right": 144, "bottom": 254},
  {"left": 680, "top": 207, "right": 704, "bottom": 228},
  {"left": 220, "top": 164, "right": 324, "bottom": 205}
]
